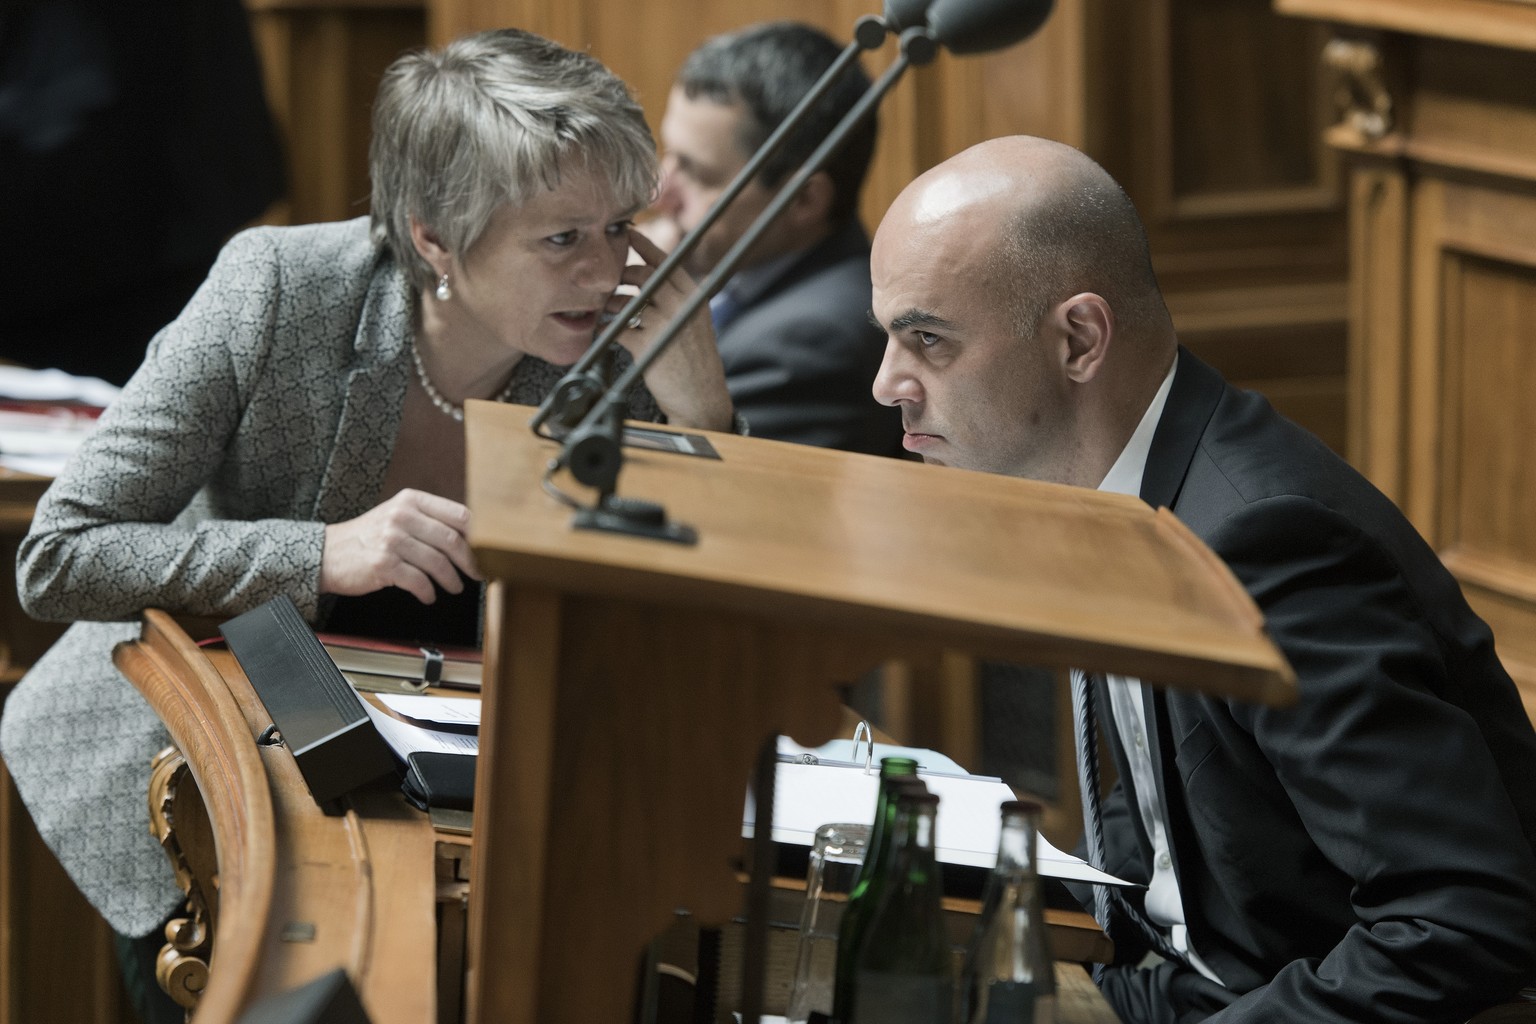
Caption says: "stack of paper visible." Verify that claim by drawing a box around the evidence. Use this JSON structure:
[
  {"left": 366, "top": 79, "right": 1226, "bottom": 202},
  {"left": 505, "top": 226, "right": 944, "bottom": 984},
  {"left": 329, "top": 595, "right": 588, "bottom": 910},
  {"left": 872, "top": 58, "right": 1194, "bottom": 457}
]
[
  {"left": 362, "top": 694, "right": 480, "bottom": 759},
  {"left": 0, "top": 367, "right": 119, "bottom": 476}
]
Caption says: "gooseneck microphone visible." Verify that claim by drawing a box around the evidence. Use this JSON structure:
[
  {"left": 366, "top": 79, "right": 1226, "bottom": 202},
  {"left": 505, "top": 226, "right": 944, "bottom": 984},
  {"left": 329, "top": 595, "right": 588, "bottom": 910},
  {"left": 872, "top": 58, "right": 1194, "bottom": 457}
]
[
  {"left": 540, "top": 0, "right": 1055, "bottom": 545},
  {"left": 927, "top": 0, "right": 1055, "bottom": 54}
]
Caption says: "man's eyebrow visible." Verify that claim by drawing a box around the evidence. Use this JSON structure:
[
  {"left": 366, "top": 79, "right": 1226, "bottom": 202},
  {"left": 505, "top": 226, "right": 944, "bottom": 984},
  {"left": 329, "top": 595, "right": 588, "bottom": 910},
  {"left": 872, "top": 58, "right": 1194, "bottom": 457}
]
[{"left": 888, "top": 309, "right": 957, "bottom": 334}]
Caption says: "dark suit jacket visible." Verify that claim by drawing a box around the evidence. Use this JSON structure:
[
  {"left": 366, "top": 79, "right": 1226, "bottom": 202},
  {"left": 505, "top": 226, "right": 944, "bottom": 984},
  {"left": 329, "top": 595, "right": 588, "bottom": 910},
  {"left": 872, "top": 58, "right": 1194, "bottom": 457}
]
[
  {"left": 716, "top": 219, "right": 903, "bottom": 457},
  {"left": 1097, "top": 348, "right": 1536, "bottom": 1023}
]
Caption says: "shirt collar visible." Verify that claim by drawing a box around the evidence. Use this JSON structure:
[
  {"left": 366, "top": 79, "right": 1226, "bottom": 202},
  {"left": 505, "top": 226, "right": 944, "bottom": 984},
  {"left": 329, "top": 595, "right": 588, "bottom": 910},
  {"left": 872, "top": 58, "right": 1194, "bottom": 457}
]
[{"left": 1097, "top": 359, "right": 1178, "bottom": 497}]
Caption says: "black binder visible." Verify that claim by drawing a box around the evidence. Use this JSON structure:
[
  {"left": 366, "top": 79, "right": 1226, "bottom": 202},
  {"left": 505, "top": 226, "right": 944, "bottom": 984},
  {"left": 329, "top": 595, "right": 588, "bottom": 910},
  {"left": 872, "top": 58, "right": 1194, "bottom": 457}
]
[{"left": 220, "top": 595, "right": 396, "bottom": 806}]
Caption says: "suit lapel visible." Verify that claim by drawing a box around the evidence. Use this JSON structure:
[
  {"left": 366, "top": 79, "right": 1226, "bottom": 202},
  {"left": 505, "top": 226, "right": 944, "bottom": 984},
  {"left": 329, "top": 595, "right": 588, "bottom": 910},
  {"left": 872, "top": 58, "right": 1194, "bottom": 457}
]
[
  {"left": 1140, "top": 347, "right": 1226, "bottom": 510},
  {"left": 1143, "top": 685, "right": 1175, "bottom": 847},
  {"left": 314, "top": 263, "right": 413, "bottom": 524}
]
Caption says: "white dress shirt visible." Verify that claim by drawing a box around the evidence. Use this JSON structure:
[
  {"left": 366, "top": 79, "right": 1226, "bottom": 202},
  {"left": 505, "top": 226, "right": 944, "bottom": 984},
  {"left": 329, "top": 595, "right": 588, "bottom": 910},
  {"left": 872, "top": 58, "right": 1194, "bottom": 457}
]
[{"left": 1077, "top": 359, "right": 1223, "bottom": 984}]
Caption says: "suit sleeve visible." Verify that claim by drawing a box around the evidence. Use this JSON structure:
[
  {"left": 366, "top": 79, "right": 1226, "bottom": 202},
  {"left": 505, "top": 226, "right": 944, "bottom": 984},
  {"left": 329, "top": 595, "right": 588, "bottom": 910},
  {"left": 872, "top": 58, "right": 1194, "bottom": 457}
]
[
  {"left": 1202, "top": 496, "right": 1536, "bottom": 1023},
  {"left": 17, "top": 229, "right": 326, "bottom": 623}
]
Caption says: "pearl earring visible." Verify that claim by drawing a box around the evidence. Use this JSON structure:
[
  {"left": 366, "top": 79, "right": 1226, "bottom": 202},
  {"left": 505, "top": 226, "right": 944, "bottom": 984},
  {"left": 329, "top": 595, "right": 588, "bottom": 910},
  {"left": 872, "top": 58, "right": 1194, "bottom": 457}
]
[{"left": 435, "top": 274, "right": 452, "bottom": 302}]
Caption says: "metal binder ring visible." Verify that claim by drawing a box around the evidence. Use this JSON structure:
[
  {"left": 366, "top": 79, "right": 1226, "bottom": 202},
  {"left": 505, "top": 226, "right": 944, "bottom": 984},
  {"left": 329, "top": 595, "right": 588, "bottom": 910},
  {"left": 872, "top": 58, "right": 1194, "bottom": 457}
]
[{"left": 851, "top": 720, "right": 874, "bottom": 775}]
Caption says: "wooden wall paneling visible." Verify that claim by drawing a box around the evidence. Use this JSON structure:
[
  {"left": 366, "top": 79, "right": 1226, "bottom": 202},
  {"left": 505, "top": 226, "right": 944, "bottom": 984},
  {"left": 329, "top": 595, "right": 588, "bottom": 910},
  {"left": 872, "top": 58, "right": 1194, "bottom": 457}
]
[
  {"left": 1429, "top": 182, "right": 1536, "bottom": 712},
  {"left": 1403, "top": 175, "right": 1446, "bottom": 541},
  {"left": 430, "top": 0, "right": 932, "bottom": 230},
  {"left": 1441, "top": 252, "right": 1536, "bottom": 587},
  {"left": 429, "top": 0, "right": 540, "bottom": 48},
  {"left": 1466, "top": 589, "right": 1536, "bottom": 724},
  {"left": 424, "top": 0, "right": 1087, "bottom": 236},
  {"left": 1107, "top": 0, "right": 1349, "bottom": 453},
  {"left": 247, "top": 1, "right": 427, "bottom": 226},
  {"left": 1127, "top": 0, "right": 1342, "bottom": 261},
  {"left": 861, "top": 57, "right": 924, "bottom": 232},
  {"left": 1162, "top": 0, "right": 1338, "bottom": 217},
  {"left": 1343, "top": 156, "right": 1411, "bottom": 499},
  {"left": 1278, "top": 0, "right": 1536, "bottom": 717},
  {"left": 289, "top": 13, "right": 354, "bottom": 222},
  {"left": 975, "top": 0, "right": 1094, "bottom": 152}
]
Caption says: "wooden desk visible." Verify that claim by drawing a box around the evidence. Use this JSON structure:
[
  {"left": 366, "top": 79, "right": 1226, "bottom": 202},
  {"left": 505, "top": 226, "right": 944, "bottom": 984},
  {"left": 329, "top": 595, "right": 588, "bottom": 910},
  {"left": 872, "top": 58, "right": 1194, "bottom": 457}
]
[
  {"left": 113, "top": 610, "right": 1124, "bottom": 1022},
  {"left": 462, "top": 403, "right": 1291, "bottom": 1024},
  {"left": 1058, "top": 963, "right": 1124, "bottom": 1024}
]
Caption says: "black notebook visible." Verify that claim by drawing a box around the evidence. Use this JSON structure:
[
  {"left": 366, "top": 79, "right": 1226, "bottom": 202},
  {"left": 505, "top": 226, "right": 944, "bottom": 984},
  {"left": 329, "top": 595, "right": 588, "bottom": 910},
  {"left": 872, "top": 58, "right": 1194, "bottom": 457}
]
[{"left": 401, "top": 751, "right": 476, "bottom": 812}]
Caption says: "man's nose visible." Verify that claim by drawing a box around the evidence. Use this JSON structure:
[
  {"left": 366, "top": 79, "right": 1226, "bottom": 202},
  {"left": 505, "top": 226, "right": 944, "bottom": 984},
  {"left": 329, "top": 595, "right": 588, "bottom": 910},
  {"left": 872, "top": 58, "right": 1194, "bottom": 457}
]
[{"left": 872, "top": 338, "right": 919, "bottom": 407}]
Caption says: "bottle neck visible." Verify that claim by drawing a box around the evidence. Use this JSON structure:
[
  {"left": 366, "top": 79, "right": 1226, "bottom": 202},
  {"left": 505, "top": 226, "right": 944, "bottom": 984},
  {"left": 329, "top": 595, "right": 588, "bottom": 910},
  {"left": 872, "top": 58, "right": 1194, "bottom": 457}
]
[
  {"left": 891, "top": 795, "right": 940, "bottom": 868},
  {"left": 858, "top": 774, "right": 925, "bottom": 888},
  {"left": 994, "top": 811, "right": 1038, "bottom": 877}
]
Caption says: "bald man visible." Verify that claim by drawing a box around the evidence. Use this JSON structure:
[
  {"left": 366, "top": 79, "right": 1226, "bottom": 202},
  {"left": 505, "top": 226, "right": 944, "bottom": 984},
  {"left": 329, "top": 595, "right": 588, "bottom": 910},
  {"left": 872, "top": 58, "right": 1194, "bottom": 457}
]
[{"left": 870, "top": 137, "right": 1536, "bottom": 1023}]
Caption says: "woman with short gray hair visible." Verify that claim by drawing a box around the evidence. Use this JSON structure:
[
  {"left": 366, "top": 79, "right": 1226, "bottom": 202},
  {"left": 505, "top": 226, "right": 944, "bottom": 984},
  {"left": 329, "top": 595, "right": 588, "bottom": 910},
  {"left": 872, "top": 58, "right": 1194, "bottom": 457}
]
[{"left": 0, "top": 28, "right": 732, "bottom": 1019}]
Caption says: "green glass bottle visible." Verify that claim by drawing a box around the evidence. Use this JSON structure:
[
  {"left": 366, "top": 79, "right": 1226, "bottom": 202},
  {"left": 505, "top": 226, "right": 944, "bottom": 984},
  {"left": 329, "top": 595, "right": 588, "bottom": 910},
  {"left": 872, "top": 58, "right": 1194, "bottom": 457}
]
[
  {"left": 830, "top": 756, "right": 921, "bottom": 1024},
  {"left": 960, "top": 800, "right": 1056, "bottom": 1024},
  {"left": 850, "top": 790, "right": 952, "bottom": 1023}
]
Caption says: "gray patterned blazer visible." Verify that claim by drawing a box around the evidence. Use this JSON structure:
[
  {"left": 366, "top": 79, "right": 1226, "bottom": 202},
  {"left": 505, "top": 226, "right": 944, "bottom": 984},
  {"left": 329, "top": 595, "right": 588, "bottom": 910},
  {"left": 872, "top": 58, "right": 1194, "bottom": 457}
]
[{"left": 0, "top": 217, "right": 657, "bottom": 936}]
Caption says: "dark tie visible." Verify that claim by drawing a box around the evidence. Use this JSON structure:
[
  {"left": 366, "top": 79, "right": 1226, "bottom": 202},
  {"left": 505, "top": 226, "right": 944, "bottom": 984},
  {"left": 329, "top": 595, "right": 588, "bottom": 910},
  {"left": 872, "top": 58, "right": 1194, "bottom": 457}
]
[{"left": 1070, "top": 670, "right": 1186, "bottom": 981}]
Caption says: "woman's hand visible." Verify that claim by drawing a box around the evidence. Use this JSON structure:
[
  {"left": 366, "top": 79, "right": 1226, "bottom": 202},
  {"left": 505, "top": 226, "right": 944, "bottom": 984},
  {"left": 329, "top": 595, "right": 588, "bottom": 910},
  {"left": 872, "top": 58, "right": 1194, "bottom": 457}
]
[
  {"left": 609, "top": 230, "right": 735, "bottom": 432},
  {"left": 320, "top": 489, "right": 481, "bottom": 603}
]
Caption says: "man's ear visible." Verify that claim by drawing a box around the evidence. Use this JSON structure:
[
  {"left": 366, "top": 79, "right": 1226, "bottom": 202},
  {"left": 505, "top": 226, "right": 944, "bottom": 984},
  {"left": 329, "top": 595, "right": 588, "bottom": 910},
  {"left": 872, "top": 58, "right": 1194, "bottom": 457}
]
[
  {"left": 1059, "top": 292, "right": 1113, "bottom": 384},
  {"left": 408, "top": 217, "right": 452, "bottom": 278}
]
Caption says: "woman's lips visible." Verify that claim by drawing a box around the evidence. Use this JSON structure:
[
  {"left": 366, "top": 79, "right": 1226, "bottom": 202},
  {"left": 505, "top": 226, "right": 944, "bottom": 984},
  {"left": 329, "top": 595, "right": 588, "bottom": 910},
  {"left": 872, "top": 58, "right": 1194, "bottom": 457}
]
[{"left": 552, "top": 309, "right": 599, "bottom": 331}]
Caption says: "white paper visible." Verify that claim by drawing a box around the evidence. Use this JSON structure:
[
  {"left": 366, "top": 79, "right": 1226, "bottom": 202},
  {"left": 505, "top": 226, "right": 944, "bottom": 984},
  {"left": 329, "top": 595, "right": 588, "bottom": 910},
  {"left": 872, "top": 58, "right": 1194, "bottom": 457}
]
[
  {"left": 377, "top": 693, "right": 481, "bottom": 729},
  {"left": 0, "top": 452, "right": 72, "bottom": 476},
  {"left": 743, "top": 756, "right": 1134, "bottom": 888},
  {"left": 0, "top": 366, "right": 121, "bottom": 406},
  {"left": 364, "top": 702, "right": 478, "bottom": 757},
  {"left": 0, "top": 407, "right": 102, "bottom": 476}
]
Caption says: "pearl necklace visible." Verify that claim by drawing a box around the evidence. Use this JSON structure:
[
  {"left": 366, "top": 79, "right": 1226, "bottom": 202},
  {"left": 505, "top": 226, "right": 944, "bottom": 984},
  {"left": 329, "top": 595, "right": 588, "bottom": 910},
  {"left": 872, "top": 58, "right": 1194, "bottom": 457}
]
[{"left": 410, "top": 339, "right": 519, "bottom": 423}]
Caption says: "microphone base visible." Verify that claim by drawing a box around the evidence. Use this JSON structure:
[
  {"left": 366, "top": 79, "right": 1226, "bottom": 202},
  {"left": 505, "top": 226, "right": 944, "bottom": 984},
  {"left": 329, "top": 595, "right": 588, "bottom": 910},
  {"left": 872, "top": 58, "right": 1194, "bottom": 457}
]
[{"left": 573, "top": 495, "right": 698, "bottom": 546}]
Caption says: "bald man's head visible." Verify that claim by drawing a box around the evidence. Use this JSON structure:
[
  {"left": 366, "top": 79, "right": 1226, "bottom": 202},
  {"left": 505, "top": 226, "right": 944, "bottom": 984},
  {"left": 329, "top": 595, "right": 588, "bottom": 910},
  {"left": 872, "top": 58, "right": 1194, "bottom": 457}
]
[
  {"left": 870, "top": 138, "right": 1177, "bottom": 484},
  {"left": 885, "top": 137, "right": 1169, "bottom": 343}
]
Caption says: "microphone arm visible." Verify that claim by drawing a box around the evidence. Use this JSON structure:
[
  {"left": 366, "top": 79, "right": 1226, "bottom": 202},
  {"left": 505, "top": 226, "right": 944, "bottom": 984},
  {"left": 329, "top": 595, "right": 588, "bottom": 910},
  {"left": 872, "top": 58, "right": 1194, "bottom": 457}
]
[
  {"left": 551, "top": 27, "right": 941, "bottom": 545},
  {"left": 528, "top": 14, "right": 891, "bottom": 440}
]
